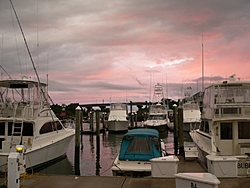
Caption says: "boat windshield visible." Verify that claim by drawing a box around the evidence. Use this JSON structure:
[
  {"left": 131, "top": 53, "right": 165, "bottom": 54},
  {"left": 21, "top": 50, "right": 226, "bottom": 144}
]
[
  {"left": 127, "top": 138, "right": 151, "bottom": 153},
  {"left": 148, "top": 115, "right": 165, "bottom": 120},
  {"left": 183, "top": 103, "right": 199, "bottom": 110},
  {"left": 215, "top": 84, "right": 250, "bottom": 104}
]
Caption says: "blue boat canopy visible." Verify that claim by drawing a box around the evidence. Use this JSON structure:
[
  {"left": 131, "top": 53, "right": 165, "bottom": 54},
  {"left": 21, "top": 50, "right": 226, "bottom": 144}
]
[{"left": 118, "top": 128, "right": 162, "bottom": 161}]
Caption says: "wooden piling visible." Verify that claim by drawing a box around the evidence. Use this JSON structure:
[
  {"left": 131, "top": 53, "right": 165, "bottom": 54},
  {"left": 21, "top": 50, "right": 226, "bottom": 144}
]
[
  {"left": 131, "top": 113, "right": 134, "bottom": 128},
  {"left": 95, "top": 111, "right": 100, "bottom": 176},
  {"left": 130, "top": 101, "right": 133, "bottom": 126},
  {"left": 75, "top": 106, "right": 81, "bottom": 175},
  {"left": 178, "top": 107, "right": 184, "bottom": 156},
  {"left": 173, "top": 104, "right": 178, "bottom": 155},
  {"left": 80, "top": 108, "right": 83, "bottom": 132},
  {"left": 135, "top": 113, "right": 137, "bottom": 127},
  {"left": 90, "top": 111, "right": 94, "bottom": 131}
]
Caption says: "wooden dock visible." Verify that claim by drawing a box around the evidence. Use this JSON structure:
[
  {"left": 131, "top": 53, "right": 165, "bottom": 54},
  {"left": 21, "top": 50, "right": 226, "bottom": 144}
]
[{"left": 1, "top": 156, "right": 250, "bottom": 188}]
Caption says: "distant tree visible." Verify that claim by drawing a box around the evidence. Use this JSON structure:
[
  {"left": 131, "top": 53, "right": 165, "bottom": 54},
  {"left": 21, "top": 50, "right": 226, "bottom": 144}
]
[{"left": 51, "top": 104, "right": 62, "bottom": 116}]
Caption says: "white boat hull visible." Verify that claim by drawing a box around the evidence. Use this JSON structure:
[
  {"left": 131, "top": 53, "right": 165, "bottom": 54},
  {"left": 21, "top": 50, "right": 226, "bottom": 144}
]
[
  {"left": 144, "top": 122, "right": 168, "bottom": 132},
  {"left": 0, "top": 129, "right": 74, "bottom": 172},
  {"left": 111, "top": 155, "right": 151, "bottom": 176},
  {"left": 25, "top": 133, "right": 74, "bottom": 170},
  {"left": 107, "top": 120, "right": 129, "bottom": 133},
  {"left": 189, "top": 130, "right": 213, "bottom": 168}
]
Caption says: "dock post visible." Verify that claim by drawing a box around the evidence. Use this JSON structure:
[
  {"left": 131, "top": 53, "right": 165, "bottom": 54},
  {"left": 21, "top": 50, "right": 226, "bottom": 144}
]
[
  {"left": 75, "top": 106, "right": 81, "bottom": 175},
  {"left": 90, "top": 111, "right": 94, "bottom": 131},
  {"left": 130, "top": 101, "right": 133, "bottom": 126},
  {"left": 135, "top": 112, "right": 137, "bottom": 127},
  {"left": 178, "top": 107, "right": 184, "bottom": 156},
  {"left": 131, "top": 112, "right": 134, "bottom": 128},
  {"left": 173, "top": 104, "right": 179, "bottom": 155},
  {"left": 96, "top": 110, "right": 100, "bottom": 176},
  {"left": 80, "top": 108, "right": 83, "bottom": 132}
]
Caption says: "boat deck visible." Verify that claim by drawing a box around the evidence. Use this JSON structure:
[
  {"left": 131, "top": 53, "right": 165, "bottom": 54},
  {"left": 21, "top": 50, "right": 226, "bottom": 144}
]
[{"left": 1, "top": 156, "right": 250, "bottom": 188}]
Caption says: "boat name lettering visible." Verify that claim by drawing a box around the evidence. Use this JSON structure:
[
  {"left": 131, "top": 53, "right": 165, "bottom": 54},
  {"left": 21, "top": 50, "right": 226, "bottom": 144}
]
[
  {"left": 191, "top": 182, "right": 197, "bottom": 188},
  {"left": 238, "top": 162, "right": 250, "bottom": 169}
]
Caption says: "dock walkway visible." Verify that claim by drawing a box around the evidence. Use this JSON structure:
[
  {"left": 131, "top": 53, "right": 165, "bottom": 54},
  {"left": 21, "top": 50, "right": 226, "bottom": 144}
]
[{"left": 1, "top": 156, "right": 250, "bottom": 188}]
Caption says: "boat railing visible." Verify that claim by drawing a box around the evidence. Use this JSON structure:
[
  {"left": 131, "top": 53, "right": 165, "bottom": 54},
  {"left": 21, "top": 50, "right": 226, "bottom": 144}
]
[
  {"left": 0, "top": 101, "right": 38, "bottom": 119},
  {"left": 213, "top": 102, "right": 250, "bottom": 118}
]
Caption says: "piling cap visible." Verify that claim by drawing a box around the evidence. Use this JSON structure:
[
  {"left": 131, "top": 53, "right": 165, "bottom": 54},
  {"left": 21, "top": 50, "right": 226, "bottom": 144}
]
[{"left": 76, "top": 106, "right": 81, "bottom": 110}]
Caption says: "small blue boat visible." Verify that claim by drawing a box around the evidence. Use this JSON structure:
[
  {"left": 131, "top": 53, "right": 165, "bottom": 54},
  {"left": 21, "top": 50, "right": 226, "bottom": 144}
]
[{"left": 111, "top": 128, "right": 167, "bottom": 176}]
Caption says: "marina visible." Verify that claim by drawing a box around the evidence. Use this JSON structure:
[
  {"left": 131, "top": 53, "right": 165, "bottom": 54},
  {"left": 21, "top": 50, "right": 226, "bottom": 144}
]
[
  {"left": 2, "top": 116, "right": 250, "bottom": 187},
  {"left": 1, "top": 155, "right": 250, "bottom": 188},
  {"left": 1, "top": 1, "right": 250, "bottom": 187}
]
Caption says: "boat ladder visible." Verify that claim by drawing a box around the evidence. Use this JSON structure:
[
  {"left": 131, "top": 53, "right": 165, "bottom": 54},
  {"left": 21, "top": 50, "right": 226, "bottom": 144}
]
[{"left": 10, "top": 103, "right": 25, "bottom": 148}]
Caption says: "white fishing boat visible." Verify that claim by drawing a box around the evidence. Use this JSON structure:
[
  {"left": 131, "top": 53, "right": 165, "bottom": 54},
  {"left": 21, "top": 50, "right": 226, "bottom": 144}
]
[
  {"left": 182, "top": 102, "right": 201, "bottom": 132},
  {"left": 0, "top": 79, "right": 75, "bottom": 173},
  {"left": 106, "top": 103, "right": 129, "bottom": 133},
  {"left": 190, "top": 75, "right": 250, "bottom": 176},
  {"left": 181, "top": 86, "right": 201, "bottom": 132},
  {"left": 144, "top": 83, "right": 170, "bottom": 132},
  {"left": 111, "top": 128, "right": 167, "bottom": 177},
  {"left": 143, "top": 103, "right": 170, "bottom": 132}
]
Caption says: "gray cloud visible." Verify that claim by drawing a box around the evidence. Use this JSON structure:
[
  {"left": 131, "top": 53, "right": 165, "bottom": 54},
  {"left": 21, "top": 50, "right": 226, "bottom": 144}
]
[{"left": 0, "top": 0, "right": 250, "bottom": 103}]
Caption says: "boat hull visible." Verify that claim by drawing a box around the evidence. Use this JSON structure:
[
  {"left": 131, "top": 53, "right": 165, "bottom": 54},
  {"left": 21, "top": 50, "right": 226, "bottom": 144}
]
[
  {"left": 111, "top": 155, "right": 151, "bottom": 177},
  {"left": 107, "top": 120, "right": 129, "bottom": 133},
  {"left": 144, "top": 123, "right": 168, "bottom": 132},
  {"left": 0, "top": 130, "right": 74, "bottom": 173},
  {"left": 189, "top": 130, "right": 211, "bottom": 168}
]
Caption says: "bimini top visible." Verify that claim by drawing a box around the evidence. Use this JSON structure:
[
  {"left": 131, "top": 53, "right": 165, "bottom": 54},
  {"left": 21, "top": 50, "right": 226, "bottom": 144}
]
[
  {"left": 0, "top": 79, "right": 47, "bottom": 88},
  {"left": 118, "top": 128, "right": 162, "bottom": 161}
]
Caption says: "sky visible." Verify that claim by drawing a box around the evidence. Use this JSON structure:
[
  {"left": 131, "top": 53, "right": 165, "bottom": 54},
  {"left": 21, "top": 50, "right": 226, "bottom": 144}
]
[{"left": 0, "top": 0, "right": 250, "bottom": 105}]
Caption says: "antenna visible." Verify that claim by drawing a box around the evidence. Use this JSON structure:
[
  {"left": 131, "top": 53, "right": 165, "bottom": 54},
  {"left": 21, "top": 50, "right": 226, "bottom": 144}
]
[
  {"left": 202, "top": 33, "right": 204, "bottom": 91},
  {"left": 9, "top": 0, "right": 55, "bottom": 108},
  {"left": 1, "top": 34, "right": 3, "bottom": 79}
]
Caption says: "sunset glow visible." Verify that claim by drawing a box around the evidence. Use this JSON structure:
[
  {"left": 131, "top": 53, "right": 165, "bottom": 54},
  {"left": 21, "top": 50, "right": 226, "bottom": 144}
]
[{"left": 0, "top": 0, "right": 249, "bottom": 104}]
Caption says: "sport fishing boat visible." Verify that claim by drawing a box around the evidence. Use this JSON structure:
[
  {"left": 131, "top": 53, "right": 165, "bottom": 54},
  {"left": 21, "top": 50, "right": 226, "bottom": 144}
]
[
  {"left": 0, "top": 79, "right": 75, "bottom": 173},
  {"left": 143, "top": 103, "right": 170, "bottom": 132},
  {"left": 106, "top": 103, "right": 129, "bottom": 133},
  {"left": 182, "top": 102, "right": 201, "bottom": 132},
  {"left": 143, "top": 83, "right": 170, "bottom": 132},
  {"left": 111, "top": 128, "right": 167, "bottom": 176},
  {"left": 190, "top": 75, "right": 250, "bottom": 176},
  {"left": 182, "top": 86, "right": 201, "bottom": 132}
]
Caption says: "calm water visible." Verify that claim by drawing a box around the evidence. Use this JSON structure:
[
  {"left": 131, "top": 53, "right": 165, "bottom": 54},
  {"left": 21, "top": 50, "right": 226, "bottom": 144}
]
[{"left": 38, "top": 123, "right": 191, "bottom": 176}]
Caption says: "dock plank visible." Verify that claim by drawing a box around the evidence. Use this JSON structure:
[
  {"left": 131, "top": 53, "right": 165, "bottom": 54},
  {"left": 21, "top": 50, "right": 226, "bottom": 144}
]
[{"left": 1, "top": 155, "right": 250, "bottom": 188}]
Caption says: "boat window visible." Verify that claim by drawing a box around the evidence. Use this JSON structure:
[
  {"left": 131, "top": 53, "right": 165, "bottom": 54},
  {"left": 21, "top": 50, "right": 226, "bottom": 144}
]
[
  {"left": 148, "top": 115, "right": 164, "bottom": 120},
  {"left": 8, "top": 123, "right": 12, "bottom": 136},
  {"left": 200, "top": 121, "right": 205, "bottom": 132},
  {"left": 127, "top": 138, "right": 151, "bottom": 153},
  {"left": 204, "top": 121, "right": 209, "bottom": 133},
  {"left": 220, "top": 122, "right": 232, "bottom": 140},
  {"left": 0, "top": 122, "right": 5, "bottom": 135},
  {"left": 39, "top": 121, "right": 62, "bottom": 134},
  {"left": 200, "top": 121, "right": 209, "bottom": 133},
  {"left": 7, "top": 122, "right": 33, "bottom": 136},
  {"left": 238, "top": 122, "right": 250, "bottom": 139},
  {"left": 216, "top": 85, "right": 250, "bottom": 103},
  {"left": 22, "top": 123, "right": 33, "bottom": 136},
  {"left": 56, "top": 121, "right": 63, "bottom": 130},
  {"left": 40, "top": 122, "right": 53, "bottom": 134},
  {"left": 222, "top": 108, "right": 239, "bottom": 114}
]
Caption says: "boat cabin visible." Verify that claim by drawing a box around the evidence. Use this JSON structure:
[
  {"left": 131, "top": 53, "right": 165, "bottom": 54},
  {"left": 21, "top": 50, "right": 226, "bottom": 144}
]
[
  {"left": 201, "top": 80, "right": 250, "bottom": 156},
  {"left": 118, "top": 129, "right": 163, "bottom": 161}
]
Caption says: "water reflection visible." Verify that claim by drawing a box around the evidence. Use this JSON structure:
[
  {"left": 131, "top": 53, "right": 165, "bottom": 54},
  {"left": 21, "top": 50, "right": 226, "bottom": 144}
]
[{"left": 38, "top": 127, "right": 189, "bottom": 176}]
